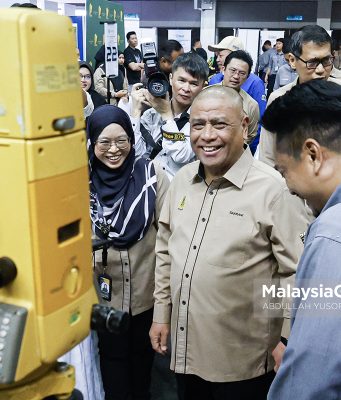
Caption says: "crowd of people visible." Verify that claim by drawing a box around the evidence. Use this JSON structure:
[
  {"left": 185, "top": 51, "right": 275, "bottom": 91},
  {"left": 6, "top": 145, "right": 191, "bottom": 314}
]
[
  {"left": 69, "top": 23, "right": 341, "bottom": 400},
  {"left": 10, "top": 4, "right": 341, "bottom": 398}
]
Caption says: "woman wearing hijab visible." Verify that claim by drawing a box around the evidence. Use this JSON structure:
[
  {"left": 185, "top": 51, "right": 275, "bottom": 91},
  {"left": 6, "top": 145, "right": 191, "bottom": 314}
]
[
  {"left": 93, "top": 51, "right": 128, "bottom": 105},
  {"left": 87, "top": 105, "right": 169, "bottom": 400},
  {"left": 79, "top": 61, "right": 107, "bottom": 109}
]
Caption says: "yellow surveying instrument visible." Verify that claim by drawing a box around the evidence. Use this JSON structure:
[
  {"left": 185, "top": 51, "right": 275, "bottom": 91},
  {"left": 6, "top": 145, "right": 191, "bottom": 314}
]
[{"left": 0, "top": 8, "right": 127, "bottom": 400}]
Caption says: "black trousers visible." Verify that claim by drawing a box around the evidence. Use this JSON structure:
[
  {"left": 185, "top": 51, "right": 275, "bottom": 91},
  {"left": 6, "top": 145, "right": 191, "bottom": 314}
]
[
  {"left": 176, "top": 371, "right": 276, "bottom": 400},
  {"left": 267, "top": 74, "right": 277, "bottom": 99},
  {"left": 97, "top": 308, "right": 154, "bottom": 400}
]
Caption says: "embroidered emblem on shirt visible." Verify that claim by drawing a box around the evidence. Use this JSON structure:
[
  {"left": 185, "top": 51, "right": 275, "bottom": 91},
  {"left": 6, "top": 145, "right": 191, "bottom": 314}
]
[
  {"left": 300, "top": 232, "right": 306, "bottom": 244},
  {"left": 261, "top": 94, "right": 267, "bottom": 101},
  {"left": 162, "top": 130, "right": 185, "bottom": 141},
  {"left": 178, "top": 196, "right": 186, "bottom": 210},
  {"left": 229, "top": 211, "right": 244, "bottom": 217}
]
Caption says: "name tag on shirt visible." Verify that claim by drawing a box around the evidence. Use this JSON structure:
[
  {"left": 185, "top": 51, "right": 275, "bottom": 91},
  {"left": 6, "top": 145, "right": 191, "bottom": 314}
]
[
  {"left": 98, "top": 273, "right": 112, "bottom": 301},
  {"left": 162, "top": 130, "right": 185, "bottom": 141}
]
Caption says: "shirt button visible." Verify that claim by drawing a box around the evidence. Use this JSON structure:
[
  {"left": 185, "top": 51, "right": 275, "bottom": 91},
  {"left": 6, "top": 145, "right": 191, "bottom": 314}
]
[
  {"left": 193, "top": 245, "right": 197, "bottom": 250},
  {"left": 125, "top": 262, "right": 128, "bottom": 266},
  {"left": 163, "top": 167, "right": 166, "bottom": 170},
  {"left": 182, "top": 300, "right": 186, "bottom": 305},
  {"left": 125, "top": 278, "right": 129, "bottom": 282},
  {"left": 185, "top": 274, "right": 189, "bottom": 278},
  {"left": 180, "top": 327, "right": 184, "bottom": 331},
  {"left": 202, "top": 218, "right": 206, "bottom": 222},
  {"left": 209, "top": 191, "right": 214, "bottom": 195}
]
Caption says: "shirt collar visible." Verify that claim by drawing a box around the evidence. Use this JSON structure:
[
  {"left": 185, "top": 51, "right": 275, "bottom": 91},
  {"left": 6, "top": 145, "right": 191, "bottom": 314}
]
[
  {"left": 320, "top": 184, "right": 341, "bottom": 214},
  {"left": 192, "top": 146, "right": 254, "bottom": 189},
  {"left": 172, "top": 104, "right": 190, "bottom": 119}
]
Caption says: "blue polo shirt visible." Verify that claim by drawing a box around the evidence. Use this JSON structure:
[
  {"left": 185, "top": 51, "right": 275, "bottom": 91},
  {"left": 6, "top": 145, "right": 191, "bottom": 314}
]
[{"left": 209, "top": 72, "right": 266, "bottom": 154}]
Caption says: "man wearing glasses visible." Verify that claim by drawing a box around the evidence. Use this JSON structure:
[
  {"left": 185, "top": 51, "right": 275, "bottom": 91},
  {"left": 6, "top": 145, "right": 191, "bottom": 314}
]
[
  {"left": 220, "top": 50, "right": 260, "bottom": 145},
  {"left": 259, "top": 25, "right": 340, "bottom": 167}
]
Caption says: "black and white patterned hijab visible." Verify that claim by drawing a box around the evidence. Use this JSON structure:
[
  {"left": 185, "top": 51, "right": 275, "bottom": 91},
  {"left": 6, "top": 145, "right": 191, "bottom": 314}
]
[{"left": 87, "top": 105, "right": 157, "bottom": 249}]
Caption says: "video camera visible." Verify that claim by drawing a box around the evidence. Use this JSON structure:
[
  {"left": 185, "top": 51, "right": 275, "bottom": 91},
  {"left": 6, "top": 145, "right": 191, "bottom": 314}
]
[{"left": 141, "top": 42, "right": 169, "bottom": 97}]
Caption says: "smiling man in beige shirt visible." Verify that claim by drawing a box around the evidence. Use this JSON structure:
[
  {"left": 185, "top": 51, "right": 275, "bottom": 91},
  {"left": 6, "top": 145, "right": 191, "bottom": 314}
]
[{"left": 150, "top": 86, "right": 310, "bottom": 400}]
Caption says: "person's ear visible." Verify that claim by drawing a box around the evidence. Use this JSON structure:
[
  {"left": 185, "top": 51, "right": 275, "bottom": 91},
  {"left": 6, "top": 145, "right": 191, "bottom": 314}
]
[
  {"left": 288, "top": 53, "right": 296, "bottom": 70},
  {"left": 241, "top": 115, "right": 249, "bottom": 141},
  {"left": 303, "top": 139, "right": 323, "bottom": 174}
]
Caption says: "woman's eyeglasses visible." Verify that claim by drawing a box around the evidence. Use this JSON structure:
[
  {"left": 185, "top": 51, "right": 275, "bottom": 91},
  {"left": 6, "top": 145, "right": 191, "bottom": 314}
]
[
  {"left": 95, "top": 138, "right": 130, "bottom": 152},
  {"left": 80, "top": 74, "right": 92, "bottom": 80}
]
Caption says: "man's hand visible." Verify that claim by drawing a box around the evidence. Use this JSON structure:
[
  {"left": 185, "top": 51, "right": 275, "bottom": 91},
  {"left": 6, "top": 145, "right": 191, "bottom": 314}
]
[
  {"left": 115, "top": 89, "right": 128, "bottom": 99},
  {"left": 272, "top": 341, "right": 286, "bottom": 372},
  {"left": 144, "top": 91, "right": 172, "bottom": 120},
  {"left": 149, "top": 322, "right": 170, "bottom": 355},
  {"left": 131, "top": 83, "right": 151, "bottom": 118}
]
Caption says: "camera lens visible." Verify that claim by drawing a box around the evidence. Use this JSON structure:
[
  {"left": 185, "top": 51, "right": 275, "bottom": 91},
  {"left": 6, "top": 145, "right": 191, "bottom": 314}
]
[{"left": 147, "top": 73, "right": 169, "bottom": 97}]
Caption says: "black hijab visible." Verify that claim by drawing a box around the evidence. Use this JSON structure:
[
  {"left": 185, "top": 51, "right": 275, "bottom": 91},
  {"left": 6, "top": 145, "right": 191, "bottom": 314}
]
[
  {"left": 87, "top": 105, "right": 157, "bottom": 249},
  {"left": 79, "top": 61, "right": 106, "bottom": 109}
]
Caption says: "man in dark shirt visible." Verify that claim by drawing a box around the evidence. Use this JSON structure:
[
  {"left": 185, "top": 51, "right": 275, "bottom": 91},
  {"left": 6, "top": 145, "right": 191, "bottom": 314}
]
[{"left": 124, "top": 31, "right": 144, "bottom": 92}]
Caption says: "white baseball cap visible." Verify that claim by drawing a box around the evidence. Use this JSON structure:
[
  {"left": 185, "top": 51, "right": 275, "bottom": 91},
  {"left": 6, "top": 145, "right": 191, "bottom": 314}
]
[{"left": 208, "top": 36, "right": 244, "bottom": 52}]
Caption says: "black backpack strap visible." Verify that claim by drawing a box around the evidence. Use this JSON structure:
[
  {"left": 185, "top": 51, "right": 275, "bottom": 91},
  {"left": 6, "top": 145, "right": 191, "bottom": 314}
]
[{"left": 140, "top": 123, "right": 163, "bottom": 159}]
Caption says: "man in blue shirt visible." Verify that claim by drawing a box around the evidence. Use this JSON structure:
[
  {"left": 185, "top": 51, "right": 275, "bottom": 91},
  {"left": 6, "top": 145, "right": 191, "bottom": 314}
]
[
  {"left": 208, "top": 36, "right": 266, "bottom": 153},
  {"left": 262, "top": 79, "right": 341, "bottom": 399}
]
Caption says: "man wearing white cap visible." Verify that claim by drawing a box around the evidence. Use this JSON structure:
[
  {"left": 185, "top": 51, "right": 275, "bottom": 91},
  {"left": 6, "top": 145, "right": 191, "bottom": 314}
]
[{"left": 209, "top": 36, "right": 266, "bottom": 154}]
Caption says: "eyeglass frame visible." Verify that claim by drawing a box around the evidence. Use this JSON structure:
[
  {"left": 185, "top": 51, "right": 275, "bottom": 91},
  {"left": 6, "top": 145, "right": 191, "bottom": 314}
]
[
  {"left": 95, "top": 137, "right": 130, "bottom": 152},
  {"left": 225, "top": 67, "right": 248, "bottom": 78},
  {"left": 293, "top": 54, "right": 335, "bottom": 70},
  {"left": 79, "top": 73, "right": 92, "bottom": 80}
]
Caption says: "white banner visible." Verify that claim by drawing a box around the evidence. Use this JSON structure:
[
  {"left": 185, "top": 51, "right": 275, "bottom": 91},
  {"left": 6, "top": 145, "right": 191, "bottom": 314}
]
[
  {"left": 168, "top": 30, "right": 191, "bottom": 53},
  {"left": 104, "top": 23, "right": 118, "bottom": 77}
]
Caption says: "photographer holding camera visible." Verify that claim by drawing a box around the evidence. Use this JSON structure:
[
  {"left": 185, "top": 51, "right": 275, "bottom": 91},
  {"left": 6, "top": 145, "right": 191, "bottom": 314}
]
[{"left": 130, "top": 52, "right": 209, "bottom": 180}]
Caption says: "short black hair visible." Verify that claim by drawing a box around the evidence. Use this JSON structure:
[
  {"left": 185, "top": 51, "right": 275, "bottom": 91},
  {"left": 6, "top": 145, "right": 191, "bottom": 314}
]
[
  {"left": 282, "top": 37, "right": 292, "bottom": 54},
  {"left": 159, "top": 39, "right": 183, "bottom": 61},
  {"left": 263, "top": 40, "right": 272, "bottom": 47},
  {"left": 172, "top": 52, "right": 209, "bottom": 82},
  {"left": 262, "top": 79, "right": 341, "bottom": 158},
  {"left": 12, "top": 2, "right": 39, "bottom": 7},
  {"left": 276, "top": 38, "right": 285, "bottom": 45},
  {"left": 192, "top": 38, "right": 200, "bottom": 47},
  {"left": 290, "top": 25, "right": 332, "bottom": 57},
  {"left": 126, "top": 31, "right": 136, "bottom": 41},
  {"left": 224, "top": 50, "right": 253, "bottom": 76}
]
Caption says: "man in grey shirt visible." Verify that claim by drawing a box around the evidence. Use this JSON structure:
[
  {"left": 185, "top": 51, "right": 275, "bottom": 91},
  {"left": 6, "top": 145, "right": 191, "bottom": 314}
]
[
  {"left": 257, "top": 40, "right": 275, "bottom": 81},
  {"left": 262, "top": 79, "right": 341, "bottom": 400},
  {"left": 273, "top": 38, "right": 297, "bottom": 91},
  {"left": 265, "top": 38, "right": 286, "bottom": 98}
]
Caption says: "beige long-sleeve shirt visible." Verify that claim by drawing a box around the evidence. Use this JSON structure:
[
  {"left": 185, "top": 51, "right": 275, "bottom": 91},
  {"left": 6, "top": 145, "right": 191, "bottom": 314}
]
[
  {"left": 239, "top": 88, "right": 260, "bottom": 144},
  {"left": 93, "top": 66, "right": 128, "bottom": 106},
  {"left": 94, "top": 163, "right": 169, "bottom": 316},
  {"left": 153, "top": 148, "right": 309, "bottom": 382},
  {"left": 259, "top": 75, "right": 341, "bottom": 167}
]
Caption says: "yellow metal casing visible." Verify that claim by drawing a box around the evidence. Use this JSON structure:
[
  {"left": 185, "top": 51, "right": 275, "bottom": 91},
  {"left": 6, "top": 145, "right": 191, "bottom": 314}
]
[
  {"left": 0, "top": 9, "right": 96, "bottom": 388},
  {"left": 0, "top": 8, "right": 84, "bottom": 139}
]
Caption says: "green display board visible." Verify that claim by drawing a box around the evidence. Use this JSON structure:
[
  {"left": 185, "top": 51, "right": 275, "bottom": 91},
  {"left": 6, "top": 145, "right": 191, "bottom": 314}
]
[{"left": 86, "top": 0, "right": 125, "bottom": 67}]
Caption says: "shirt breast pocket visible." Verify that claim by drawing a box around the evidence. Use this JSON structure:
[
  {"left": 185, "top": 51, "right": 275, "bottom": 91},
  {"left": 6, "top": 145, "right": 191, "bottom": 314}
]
[{"left": 206, "top": 214, "right": 254, "bottom": 269}]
